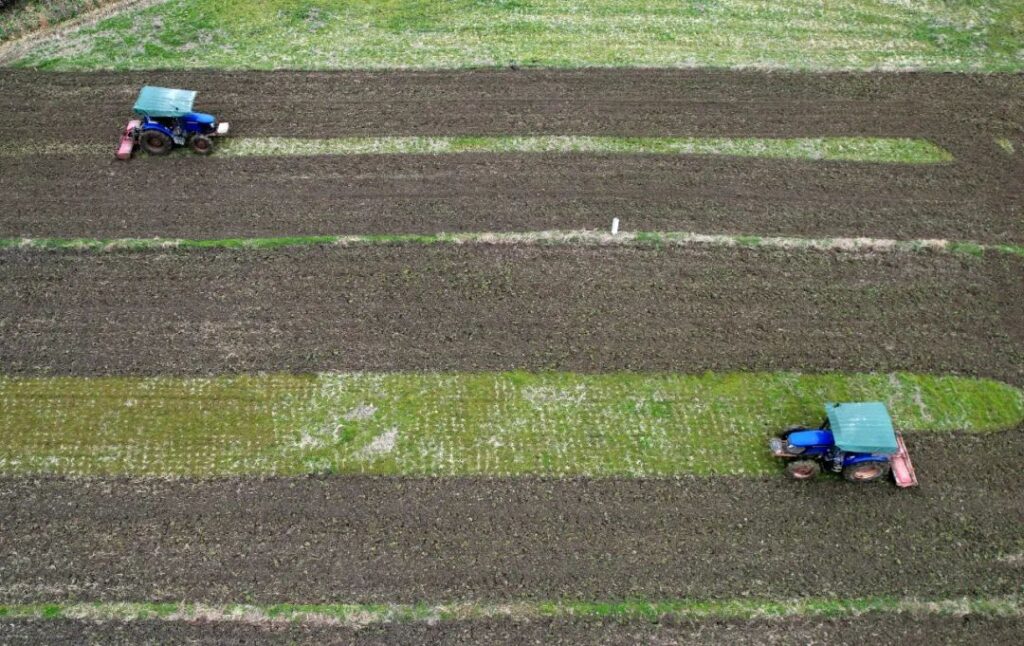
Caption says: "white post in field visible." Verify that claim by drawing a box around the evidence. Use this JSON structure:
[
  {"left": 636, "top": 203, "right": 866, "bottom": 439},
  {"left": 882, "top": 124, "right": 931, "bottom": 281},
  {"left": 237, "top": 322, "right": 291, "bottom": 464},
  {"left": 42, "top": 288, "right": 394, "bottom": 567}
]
[{"left": 611, "top": 217, "right": 620, "bottom": 235}]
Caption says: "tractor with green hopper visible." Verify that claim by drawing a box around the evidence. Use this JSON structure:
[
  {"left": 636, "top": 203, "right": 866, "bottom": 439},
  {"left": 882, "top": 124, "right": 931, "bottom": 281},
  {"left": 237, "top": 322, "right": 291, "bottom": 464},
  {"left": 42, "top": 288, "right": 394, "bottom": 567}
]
[
  {"left": 117, "top": 86, "right": 230, "bottom": 159},
  {"left": 770, "top": 402, "right": 918, "bottom": 487}
]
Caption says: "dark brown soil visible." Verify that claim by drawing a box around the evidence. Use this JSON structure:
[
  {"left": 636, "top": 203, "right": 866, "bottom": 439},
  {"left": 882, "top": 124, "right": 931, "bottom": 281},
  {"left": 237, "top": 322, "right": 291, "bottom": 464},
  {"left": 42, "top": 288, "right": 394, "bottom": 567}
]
[
  {"left": 0, "top": 69, "right": 1020, "bottom": 241},
  {"left": 1, "top": 244, "right": 1021, "bottom": 383},
  {"left": 2, "top": 613, "right": 1021, "bottom": 646},
  {"left": 2, "top": 69, "right": 1021, "bottom": 144},
  {"left": 0, "top": 431, "right": 1021, "bottom": 604},
  {"left": 1, "top": 152, "right": 1019, "bottom": 243}
]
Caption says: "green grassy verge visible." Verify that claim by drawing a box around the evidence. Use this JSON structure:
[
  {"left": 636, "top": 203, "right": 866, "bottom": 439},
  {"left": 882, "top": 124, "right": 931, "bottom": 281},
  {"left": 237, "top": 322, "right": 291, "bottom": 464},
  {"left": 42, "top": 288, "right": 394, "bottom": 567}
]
[
  {"left": 3, "top": 230, "right": 1023, "bottom": 257},
  {"left": 0, "top": 372, "right": 1019, "bottom": 477},
  {"left": 0, "top": 136, "right": 954, "bottom": 164},
  {"left": 0, "top": 596, "right": 1019, "bottom": 625},
  {"left": 12, "top": 0, "right": 1024, "bottom": 71}
]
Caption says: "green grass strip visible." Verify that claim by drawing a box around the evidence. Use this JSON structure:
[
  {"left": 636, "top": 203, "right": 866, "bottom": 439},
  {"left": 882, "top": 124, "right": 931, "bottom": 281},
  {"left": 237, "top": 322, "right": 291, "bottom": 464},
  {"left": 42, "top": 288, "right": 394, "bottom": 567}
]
[
  {"left": 0, "top": 136, "right": 953, "bottom": 164},
  {"left": 219, "top": 136, "right": 953, "bottom": 164},
  {"left": 0, "top": 372, "right": 1020, "bottom": 477},
  {"left": 0, "top": 596, "right": 1020, "bottom": 625},
  {"left": 13, "top": 0, "right": 1024, "bottom": 72},
  {"left": 2, "top": 230, "right": 1022, "bottom": 258}
]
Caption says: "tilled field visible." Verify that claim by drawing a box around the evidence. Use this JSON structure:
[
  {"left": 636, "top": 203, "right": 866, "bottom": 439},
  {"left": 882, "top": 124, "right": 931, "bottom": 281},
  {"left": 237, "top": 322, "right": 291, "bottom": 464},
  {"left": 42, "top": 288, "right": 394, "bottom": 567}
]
[
  {"left": 1, "top": 244, "right": 1021, "bottom": 383},
  {"left": 2, "top": 68, "right": 1023, "bottom": 641},
  {"left": 1, "top": 431, "right": 1021, "bottom": 604},
  {"left": 2, "top": 614, "right": 1022, "bottom": 646},
  {"left": 0, "top": 69, "right": 1020, "bottom": 241},
  {"left": 2, "top": 153, "right": 1020, "bottom": 242},
  {"left": 2, "top": 70, "right": 1021, "bottom": 144}
]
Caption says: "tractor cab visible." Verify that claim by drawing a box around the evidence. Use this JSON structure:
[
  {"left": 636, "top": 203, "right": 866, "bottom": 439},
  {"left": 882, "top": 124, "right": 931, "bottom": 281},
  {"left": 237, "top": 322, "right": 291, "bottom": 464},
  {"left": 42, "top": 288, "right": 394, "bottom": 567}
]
[
  {"left": 769, "top": 402, "right": 917, "bottom": 487},
  {"left": 117, "top": 86, "right": 229, "bottom": 159}
]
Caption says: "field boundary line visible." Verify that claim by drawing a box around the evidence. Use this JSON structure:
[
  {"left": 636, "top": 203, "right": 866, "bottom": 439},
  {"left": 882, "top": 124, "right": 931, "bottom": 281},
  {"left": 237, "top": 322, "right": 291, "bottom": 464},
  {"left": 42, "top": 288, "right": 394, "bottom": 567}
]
[
  {"left": 2, "top": 231, "right": 1021, "bottom": 257},
  {"left": 1, "top": 596, "right": 1020, "bottom": 626}
]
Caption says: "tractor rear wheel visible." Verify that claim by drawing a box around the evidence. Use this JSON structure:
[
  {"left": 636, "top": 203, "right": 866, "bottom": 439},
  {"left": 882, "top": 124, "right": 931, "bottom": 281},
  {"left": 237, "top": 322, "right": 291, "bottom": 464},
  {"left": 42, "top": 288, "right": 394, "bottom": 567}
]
[
  {"left": 190, "top": 134, "right": 214, "bottom": 155},
  {"left": 141, "top": 131, "right": 172, "bottom": 156},
  {"left": 785, "top": 460, "right": 820, "bottom": 481},
  {"left": 842, "top": 461, "right": 891, "bottom": 483}
]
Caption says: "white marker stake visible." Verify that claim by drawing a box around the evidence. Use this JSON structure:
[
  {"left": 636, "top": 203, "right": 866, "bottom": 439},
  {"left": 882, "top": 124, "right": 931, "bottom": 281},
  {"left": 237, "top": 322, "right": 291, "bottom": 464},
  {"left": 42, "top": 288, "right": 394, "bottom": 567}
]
[{"left": 611, "top": 218, "right": 620, "bottom": 235}]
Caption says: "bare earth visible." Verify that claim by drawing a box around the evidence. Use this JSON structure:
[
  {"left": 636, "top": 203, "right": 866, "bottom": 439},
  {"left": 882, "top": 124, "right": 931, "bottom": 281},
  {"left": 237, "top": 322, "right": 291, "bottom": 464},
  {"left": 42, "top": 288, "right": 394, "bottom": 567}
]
[{"left": 0, "top": 69, "right": 1020, "bottom": 241}]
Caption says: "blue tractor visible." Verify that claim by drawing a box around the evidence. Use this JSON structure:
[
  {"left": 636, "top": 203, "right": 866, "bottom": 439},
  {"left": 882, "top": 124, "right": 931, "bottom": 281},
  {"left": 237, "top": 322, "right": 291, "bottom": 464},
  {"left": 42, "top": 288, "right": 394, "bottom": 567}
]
[
  {"left": 117, "top": 86, "right": 230, "bottom": 159},
  {"left": 769, "top": 402, "right": 917, "bottom": 486}
]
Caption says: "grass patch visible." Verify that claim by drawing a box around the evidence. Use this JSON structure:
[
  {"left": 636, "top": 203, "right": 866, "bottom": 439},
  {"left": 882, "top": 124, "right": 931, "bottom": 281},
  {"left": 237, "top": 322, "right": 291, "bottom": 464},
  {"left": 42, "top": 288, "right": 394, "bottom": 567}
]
[
  {"left": 0, "top": 0, "right": 121, "bottom": 43},
  {"left": 0, "top": 136, "right": 955, "bottom": 164},
  {"left": 11, "top": 0, "right": 1024, "bottom": 71},
  {"left": 0, "top": 371, "right": 1019, "bottom": 477},
  {"left": 996, "top": 138, "right": 1016, "bottom": 155},
  {"left": 217, "top": 136, "right": 954, "bottom": 164},
  {"left": 2, "top": 230, "right": 1022, "bottom": 257},
  {"left": 0, "top": 596, "right": 1019, "bottom": 624}
]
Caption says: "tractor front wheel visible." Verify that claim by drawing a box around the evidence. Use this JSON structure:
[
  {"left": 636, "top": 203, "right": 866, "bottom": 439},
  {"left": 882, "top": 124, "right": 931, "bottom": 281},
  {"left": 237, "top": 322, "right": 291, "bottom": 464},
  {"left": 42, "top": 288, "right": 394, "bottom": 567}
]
[
  {"left": 141, "top": 131, "right": 172, "bottom": 156},
  {"left": 842, "top": 461, "right": 891, "bottom": 483},
  {"left": 190, "top": 134, "right": 214, "bottom": 155},
  {"left": 785, "top": 460, "right": 820, "bottom": 481}
]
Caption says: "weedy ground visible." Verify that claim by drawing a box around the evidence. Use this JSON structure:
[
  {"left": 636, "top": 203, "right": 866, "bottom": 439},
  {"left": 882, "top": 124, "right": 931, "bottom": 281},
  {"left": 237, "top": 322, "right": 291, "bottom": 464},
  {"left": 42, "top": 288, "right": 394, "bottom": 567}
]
[
  {"left": 0, "top": 135, "right": 955, "bottom": 164},
  {"left": 1, "top": 371, "right": 1019, "bottom": 476},
  {"left": 10, "top": 0, "right": 1024, "bottom": 71}
]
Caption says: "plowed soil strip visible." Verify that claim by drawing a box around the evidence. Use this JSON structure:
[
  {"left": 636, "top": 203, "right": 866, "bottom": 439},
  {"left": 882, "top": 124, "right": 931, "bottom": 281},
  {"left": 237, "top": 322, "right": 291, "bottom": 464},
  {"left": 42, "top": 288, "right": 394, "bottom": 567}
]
[
  {"left": 1, "top": 153, "right": 1019, "bottom": 242},
  {"left": 1, "top": 431, "right": 1021, "bottom": 603},
  {"left": 3, "top": 614, "right": 1022, "bottom": 646},
  {"left": 1, "top": 245, "right": 1021, "bottom": 383},
  {"left": 1, "top": 70, "right": 1019, "bottom": 241},
  {"left": 2, "top": 70, "right": 1020, "bottom": 146}
]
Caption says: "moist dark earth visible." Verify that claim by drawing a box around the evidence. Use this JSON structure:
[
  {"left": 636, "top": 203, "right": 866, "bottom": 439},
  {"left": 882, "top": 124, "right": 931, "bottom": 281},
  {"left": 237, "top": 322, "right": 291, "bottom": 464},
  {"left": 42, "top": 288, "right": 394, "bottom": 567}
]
[
  {"left": 0, "top": 70, "right": 1021, "bottom": 241},
  {"left": 1, "top": 244, "right": 1021, "bottom": 383},
  {"left": 1, "top": 431, "right": 1022, "bottom": 604},
  {"left": 2, "top": 614, "right": 1021, "bottom": 646}
]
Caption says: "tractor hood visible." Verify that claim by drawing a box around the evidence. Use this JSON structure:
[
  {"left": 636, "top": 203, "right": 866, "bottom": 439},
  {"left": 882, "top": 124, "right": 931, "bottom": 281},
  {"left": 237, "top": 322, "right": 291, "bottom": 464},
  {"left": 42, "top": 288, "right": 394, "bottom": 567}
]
[
  {"left": 786, "top": 429, "right": 834, "bottom": 448},
  {"left": 183, "top": 111, "right": 216, "bottom": 126}
]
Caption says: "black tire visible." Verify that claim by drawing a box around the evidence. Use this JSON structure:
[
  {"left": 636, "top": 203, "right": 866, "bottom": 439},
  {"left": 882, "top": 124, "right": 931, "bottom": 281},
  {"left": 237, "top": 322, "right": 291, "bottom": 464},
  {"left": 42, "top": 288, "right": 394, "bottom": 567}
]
[
  {"left": 190, "top": 134, "right": 214, "bottom": 155},
  {"left": 140, "top": 130, "right": 172, "bottom": 155},
  {"left": 842, "top": 460, "right": 891, "bottom": 483},
  {"left": 785, "top": 460, "right": 820, "bottom": 481}
]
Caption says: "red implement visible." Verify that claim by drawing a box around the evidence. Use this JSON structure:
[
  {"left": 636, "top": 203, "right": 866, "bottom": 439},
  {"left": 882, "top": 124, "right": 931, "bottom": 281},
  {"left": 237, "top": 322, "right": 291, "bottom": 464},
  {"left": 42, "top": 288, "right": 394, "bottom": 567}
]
[
  {"left": 891, "top": 432, "right": 918, "bottom": 488},
  {"left": 116, "top": 119, "right": 141, "bottom": 160}
]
